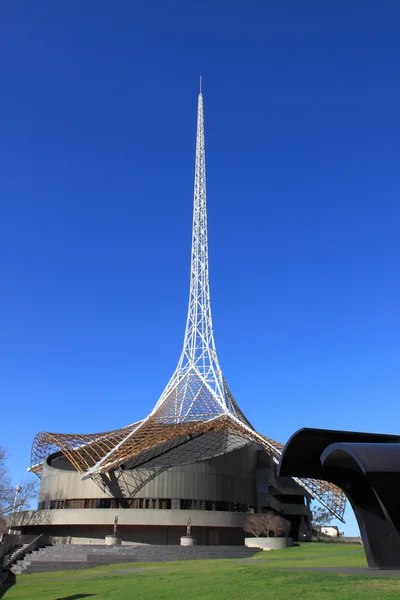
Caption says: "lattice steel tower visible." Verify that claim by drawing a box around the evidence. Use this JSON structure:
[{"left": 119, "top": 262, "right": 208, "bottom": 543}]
[
  {"left": 151, "top": 79, "right": 246, "bottom": 425},
  {"left": 29, "top": 82, "right": 346, "bottom": 522}
]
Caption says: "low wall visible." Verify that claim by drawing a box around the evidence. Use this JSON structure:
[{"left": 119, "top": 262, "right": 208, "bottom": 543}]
[
  {"left": 36, "top": 526, "right": 242, "bottom": 546},
  {"left": 245, "top": 537, "right": 293, "bottom": 551},
  {"left": 312, "top": 536, "right": 363, "bottom": 545},
  {"left": 8, "top": 508, "right": 247, "bottom": 529}
]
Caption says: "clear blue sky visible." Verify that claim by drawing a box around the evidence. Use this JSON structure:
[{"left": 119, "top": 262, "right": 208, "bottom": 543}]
[{"left": 1, "top": 1, "right": 399, "bottom": 535}]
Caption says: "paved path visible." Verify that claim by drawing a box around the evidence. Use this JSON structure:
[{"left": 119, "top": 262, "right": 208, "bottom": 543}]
[
  {"left": 251, "top": 549, "right": 364, "bottom": 562},
  {"left": 277, "top": 566, "right": 400, "bottom": 577}
]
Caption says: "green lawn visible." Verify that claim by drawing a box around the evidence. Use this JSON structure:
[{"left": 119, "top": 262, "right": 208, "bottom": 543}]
[
  {"left": 3, "top": 543, "right": 400, "bottom": 600},
  {"left": 251, "top": 541, "right": 368, "bottom": 567}
]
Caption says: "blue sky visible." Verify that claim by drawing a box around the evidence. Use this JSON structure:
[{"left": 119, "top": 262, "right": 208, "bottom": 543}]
[{"left": 1, "top": 1, "right": 400, "bottom": 535}]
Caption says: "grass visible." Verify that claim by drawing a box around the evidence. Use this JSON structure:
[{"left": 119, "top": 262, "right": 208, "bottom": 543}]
[
  {"left": 251, "top": 541, "right": 368, "bottom": 567},
  {"left": 2, "top": 543, "right": 400, "bottom": 600}
]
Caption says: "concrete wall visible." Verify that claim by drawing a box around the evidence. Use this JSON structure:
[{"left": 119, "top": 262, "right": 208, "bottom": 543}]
[
  {"left": 321, "top": 526, "right": 339, "bottom": 537},
  {"left": 9, "top": 508, "right": 248, "bottom": 529},
  {"left": 256, "top": 465, "right": 311, "bottom": 515},
  {"left": 8, "top": 509, "right": 247, "bottom": 545},
  {"left": 11, "top": 445, "right": 312, "bottom": 545},
  {"left": 245, "top": 537, "right": 293, "bottom": 550},
  {"left": 31, "top": 526, "right": 243, "bottom": 546}
]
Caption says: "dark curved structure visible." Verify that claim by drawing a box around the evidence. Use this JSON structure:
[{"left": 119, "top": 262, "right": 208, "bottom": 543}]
[{"left": 278, "top": 428, "right": 400, "bottom": 570}]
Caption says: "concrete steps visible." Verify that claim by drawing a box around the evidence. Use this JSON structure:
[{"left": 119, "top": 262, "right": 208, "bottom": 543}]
[{"left": 12, "top": 544, "right": 260, "bottom": 574}]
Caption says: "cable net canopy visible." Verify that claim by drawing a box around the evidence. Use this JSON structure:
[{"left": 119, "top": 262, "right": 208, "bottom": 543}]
[
  {"left": 30, "top": 393, "right": 347, "bottom": 522},
  {"left": 151, "top": 368, "right": 250, "bottom": 426}
]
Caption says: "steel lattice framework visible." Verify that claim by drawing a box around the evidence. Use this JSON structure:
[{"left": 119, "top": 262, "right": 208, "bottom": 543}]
[{"left": 29, "top": 83, "right": 347, "bottom": 522}]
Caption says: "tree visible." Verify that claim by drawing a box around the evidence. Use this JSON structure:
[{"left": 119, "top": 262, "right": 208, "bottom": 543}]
[
  {"left": 0, "top": 514, "right": 6, "bottom": 534},
  {"left": 244, "top": 513, "right": 266, "bottom": 537},
  {"left": 312, "top": 506, "right": 333, "bottom": 535},
  {"left": 0, "top": 446, "right": 39, "bottom": 520},
  {"left": 244, "top": 511, "right": 287, "bottom": 538},
  {"left": 268, "top": 513, "right": 286, "bottom": 538}
]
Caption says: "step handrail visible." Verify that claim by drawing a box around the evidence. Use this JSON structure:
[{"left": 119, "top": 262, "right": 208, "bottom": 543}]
[{"left": 3, "top": 534, "right": 49, "bottom": 570}]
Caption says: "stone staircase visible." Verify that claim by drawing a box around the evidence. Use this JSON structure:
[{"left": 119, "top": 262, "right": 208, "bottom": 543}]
[{"left": 12, "top": 544, "right": 261, "bottom": 574}]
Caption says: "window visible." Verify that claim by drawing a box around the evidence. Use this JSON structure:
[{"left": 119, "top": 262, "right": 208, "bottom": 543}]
[
  {"left": 69, "top": 499, "right": 85, "bottom": 509},
  {"left": 129, "top": 498, "right": 141, "bottom": 508},
  {"left": 39, "top": 496, "right": 173, "bottom": 511},
  {"left": 49, "top": 500, "right": 65, "bottom": 509},
  {"left": 95, "top": 499, "right": 111, "bottom": 509}
]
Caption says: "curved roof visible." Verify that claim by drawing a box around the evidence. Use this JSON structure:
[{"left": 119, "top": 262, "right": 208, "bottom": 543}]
[{"left": 30, "top": 413, "right": 347, "bottom": 521}]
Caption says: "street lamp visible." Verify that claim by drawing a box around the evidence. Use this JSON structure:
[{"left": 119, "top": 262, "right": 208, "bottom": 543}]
[
  {"left": 12, "top": 486, "right": 22, "bottom": 513},
  {"left": 7, "top": 486, "right": 22, "bottom": 535}
]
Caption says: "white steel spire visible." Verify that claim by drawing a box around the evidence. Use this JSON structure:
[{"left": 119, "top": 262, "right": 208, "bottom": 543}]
[{"left": 151, "top": 85, "right": 248, "bottom": 424}]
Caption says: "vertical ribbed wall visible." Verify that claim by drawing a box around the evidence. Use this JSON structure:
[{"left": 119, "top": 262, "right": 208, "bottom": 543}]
[{"left": 39, "top": 444, "right": 258, "bottom": 505}]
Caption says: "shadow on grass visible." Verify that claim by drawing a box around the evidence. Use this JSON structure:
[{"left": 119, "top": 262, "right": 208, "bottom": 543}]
[
  {"left": 0, "top": 572, "right": 97, "bottom": 599},
  {"left": 0, "top": 570, "right": 16, "bottom": 599},
  {"left": 56, "top": 595, "right": 96, "bottom": 600}
]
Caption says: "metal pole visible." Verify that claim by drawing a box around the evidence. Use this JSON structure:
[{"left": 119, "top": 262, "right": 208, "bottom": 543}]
[
  {"left": 8, "top": 485, "right": 22, "bottom": 534},
  {"left": 12, "top": 486, "right": 22, "bottom": 513}
]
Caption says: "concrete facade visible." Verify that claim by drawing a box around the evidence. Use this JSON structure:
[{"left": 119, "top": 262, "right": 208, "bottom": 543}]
[
  {"left": 9, "top": 509, "right": 247, "bottom": 545},
  {"left": 9, "top": 444, "right": 312, "bottom": 545}
]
